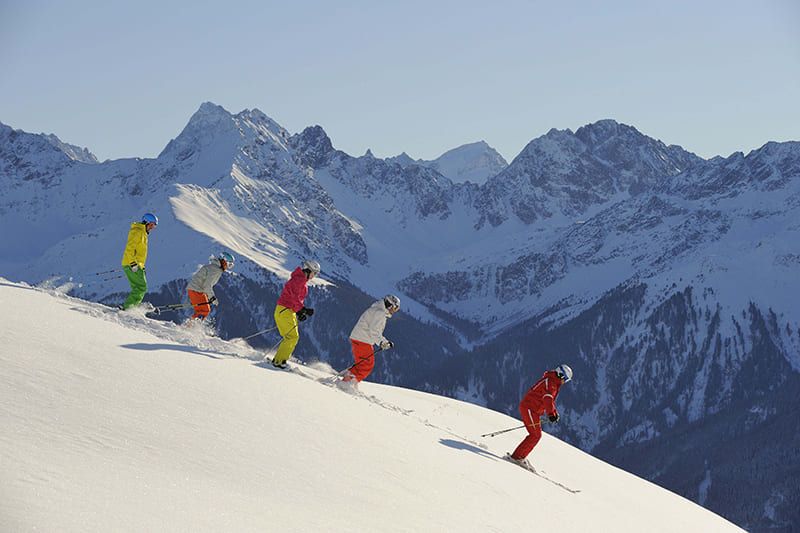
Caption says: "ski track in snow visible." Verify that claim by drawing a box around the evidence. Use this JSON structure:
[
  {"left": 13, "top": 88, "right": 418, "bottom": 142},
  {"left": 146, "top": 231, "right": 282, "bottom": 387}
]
[{"left": 66, "top": 286, "right": 493, "bottom": 457}]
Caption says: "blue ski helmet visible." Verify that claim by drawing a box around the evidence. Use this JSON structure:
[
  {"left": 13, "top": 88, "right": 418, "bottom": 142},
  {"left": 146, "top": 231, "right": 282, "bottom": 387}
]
[
  {"left": 142, "top": 213, "right": 159, "bottom": 225},
  {"left": 218, "top": 252, "right": 235, "bottom": 269}
]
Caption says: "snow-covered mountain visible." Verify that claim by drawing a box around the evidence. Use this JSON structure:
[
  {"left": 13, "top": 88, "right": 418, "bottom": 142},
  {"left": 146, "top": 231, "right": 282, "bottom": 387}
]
[
  {"left": 389, "top": 140, "right": 508, "bottom": 185},
  {"left": 1, "top": 104, "right": 798, "bottom": 531},
  {"left": 0, "top": 280, "right": 743, "bottom": 532}
]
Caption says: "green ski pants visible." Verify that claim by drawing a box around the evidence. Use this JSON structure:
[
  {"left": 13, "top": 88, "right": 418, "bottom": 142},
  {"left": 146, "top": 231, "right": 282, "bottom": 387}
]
[{"left": 122, "top": 265, "right": 147, "bottom": 310}]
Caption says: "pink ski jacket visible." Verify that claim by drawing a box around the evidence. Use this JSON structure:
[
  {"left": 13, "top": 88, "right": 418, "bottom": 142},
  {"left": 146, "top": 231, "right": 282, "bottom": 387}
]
[{"left": 276, "top": 267, "right": 309, "bottom": 312}]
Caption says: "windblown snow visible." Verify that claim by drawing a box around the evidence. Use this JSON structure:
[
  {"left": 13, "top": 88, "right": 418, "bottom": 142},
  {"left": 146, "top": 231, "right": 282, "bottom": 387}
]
[{"left": 0, "top": 280, "right": 741, "bottom": 532}]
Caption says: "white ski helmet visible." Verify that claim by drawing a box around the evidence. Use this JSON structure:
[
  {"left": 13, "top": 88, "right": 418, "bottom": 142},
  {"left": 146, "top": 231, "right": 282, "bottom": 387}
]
[
  {"left": 302, "top": 259, "right": 321, "bottom": 274},
  {"left": 555, "top": 364, "right": 573, "bottom": 382},
  {"left": 384, "top": 294, "right": 401, "bottom": 310}
]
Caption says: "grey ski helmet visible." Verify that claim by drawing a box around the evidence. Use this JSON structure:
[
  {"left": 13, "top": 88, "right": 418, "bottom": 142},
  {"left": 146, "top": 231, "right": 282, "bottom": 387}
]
[{"left": 302, "top": 260, "right": 321, "bottom": 274}]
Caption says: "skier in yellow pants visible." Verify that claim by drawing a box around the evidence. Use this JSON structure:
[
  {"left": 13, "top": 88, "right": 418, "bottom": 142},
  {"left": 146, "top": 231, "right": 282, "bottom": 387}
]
[
  {"left": 272, "top": 260, "right": 320, "bottom": 368},
  {"left": 273, "top": 306, "right": 300, "bottom": 366}
]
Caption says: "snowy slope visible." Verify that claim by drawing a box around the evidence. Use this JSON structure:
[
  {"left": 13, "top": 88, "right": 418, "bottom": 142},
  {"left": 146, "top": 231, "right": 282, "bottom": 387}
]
[{"left": 0, "top": 280, "right": 741, "bottom": 532}]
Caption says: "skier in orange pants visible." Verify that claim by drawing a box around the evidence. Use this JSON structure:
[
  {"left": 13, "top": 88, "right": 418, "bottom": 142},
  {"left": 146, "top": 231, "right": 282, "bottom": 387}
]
[
  {"left": 346, "top": 295, "right": 400, "bottom": 382},
  {"left": 186, "top": 252, "right": 234, "bottom": 319}
]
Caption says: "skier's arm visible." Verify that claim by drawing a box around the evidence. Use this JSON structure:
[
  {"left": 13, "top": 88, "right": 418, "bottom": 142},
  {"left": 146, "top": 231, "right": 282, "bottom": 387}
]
[
  {"left": 365, "top": 308, "right": 388, "bottom": 345},
  {"left": 200, "top": 266, "right": 216, "bottom": 299},
  {"left": 543, "top": 380, "right": 559, "bottom": 416},
  {"left": 137, "top": 231, "right": 148, "bottom": 267}
]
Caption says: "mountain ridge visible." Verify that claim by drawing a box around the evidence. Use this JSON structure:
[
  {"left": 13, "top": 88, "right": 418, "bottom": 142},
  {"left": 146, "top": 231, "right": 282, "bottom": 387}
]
[{"left": 1, "top": 103, "right": 798, "bottom": 531}]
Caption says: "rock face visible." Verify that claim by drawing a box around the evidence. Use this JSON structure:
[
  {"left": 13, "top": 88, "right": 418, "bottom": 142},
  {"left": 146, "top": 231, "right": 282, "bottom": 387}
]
[{"left": 1, "top": 104, "right": 798, "bottom": 532}]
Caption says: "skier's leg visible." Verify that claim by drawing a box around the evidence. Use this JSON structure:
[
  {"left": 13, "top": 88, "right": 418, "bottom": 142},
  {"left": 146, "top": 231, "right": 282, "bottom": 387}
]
[
  {"left": 122, "top": 266, "right": 147, "bottom": 310},
  {"left": 273, "top": 305, "right": 299, "bottom": 364},
  {"left": 188, "top": 289, "right": 210, "bottom": 319},
  {"left": 511, "top": 406, "right": 542, "bottom": 460},
  {"left": 349, "top": 340, "right": 375, "bottom": 382}
]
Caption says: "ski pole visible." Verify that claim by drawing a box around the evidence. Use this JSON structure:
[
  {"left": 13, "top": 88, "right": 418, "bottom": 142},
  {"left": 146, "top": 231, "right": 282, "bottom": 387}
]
[
  {"left": 152, "top": 300, "right": 214, "bottom": 315},
  {"left": 100, "top": 274, "right": 125, "bottom": 282},
  {"left": 244, "top": 307, "right": 310, "bottom": 342},
  {"left": 481, "top": 425, "right": 526, "bottom": 438},
  {"left": 152, "top": 303, "right": 192, "bottom": 314},
  {"left": 92, "top": 269, "right": 119, "bottom": 276},
  {"left": 266, "top": 324, "right": 299, "bottom": 363},
  {"left": 482, "top": 418, "right": 551, "bottom": 438},
  {"left": 240, "top": 325, "right": 279, "bottom": 341},
  {"left": 334, "top": 347, "right": 387, "bottom": 379}
]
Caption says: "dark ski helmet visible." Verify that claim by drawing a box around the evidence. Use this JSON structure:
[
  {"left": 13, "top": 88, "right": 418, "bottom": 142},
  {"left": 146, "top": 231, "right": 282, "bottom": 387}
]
[{"left": 384, "top": 294, "right": 400, "bottom": 311}]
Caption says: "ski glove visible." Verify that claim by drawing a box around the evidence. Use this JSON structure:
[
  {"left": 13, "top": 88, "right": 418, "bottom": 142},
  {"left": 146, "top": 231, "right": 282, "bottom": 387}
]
[
  {"left": 209, "top": 296, "right": 218, "bottom": 306},
  {"left": 296, "top": 307, "right": 314, "bottom": 321},
  {"left": 129, "top": 262, "right": 139, "bottom": 272},
  {"left": 379, "top": 340, "right": 394, "bottom": 350},
  {"left": 548, "top": 413, "right": 560, "bottom": 423}
]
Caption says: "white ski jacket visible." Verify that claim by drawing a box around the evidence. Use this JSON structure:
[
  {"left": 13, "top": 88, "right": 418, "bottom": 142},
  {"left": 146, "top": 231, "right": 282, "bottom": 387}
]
[
  {"left": 187, "top": 262, "right": 224, "bottom": 298},
  {"left": 350, "top": 300, "right": 391, "bottom": 346}
]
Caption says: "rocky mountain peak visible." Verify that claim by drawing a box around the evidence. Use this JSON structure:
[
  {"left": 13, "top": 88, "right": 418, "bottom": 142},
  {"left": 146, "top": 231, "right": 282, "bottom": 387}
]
[
  {"left": 574, "top": 119, "right": 634, "bottom": 146},
  {"left": 291, "top": 125, "right": 335, "bottom": 168},
  {"left": 387, "top": 152, "right": 416, "bottom": 167},
  {"left": 42, "top": 133, "right": 98, "bottom": 164},
  {"left": 158, "top": 102, "right": 238, "bottom": 160},
  {"left": 235, "top": 107, "right": 290, "bottom": 142}
]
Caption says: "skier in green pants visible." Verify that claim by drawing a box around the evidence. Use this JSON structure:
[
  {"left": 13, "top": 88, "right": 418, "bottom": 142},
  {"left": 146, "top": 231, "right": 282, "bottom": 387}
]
[{"left": 120, "top": 213, "right": 158, "bottom": 309}]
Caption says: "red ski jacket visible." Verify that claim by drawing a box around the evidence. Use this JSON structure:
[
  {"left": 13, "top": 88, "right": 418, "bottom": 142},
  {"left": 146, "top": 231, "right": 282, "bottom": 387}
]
[
  {"left": 276, "top": 267, "right": 309, "bottom": 312},
  {"left": 520, "top": 370, "right": 563, "bottom": 417}
]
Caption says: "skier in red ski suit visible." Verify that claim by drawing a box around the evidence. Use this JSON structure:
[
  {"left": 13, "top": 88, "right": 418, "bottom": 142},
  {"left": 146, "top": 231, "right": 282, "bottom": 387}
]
[{"left": 510, "top": 364, "right": 572, "bottom": 462}]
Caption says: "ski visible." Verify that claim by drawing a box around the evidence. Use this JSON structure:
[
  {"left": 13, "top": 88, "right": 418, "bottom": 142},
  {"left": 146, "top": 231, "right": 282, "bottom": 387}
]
[{"left": 503, "top": 454, "right": 581, "bottom": 494}]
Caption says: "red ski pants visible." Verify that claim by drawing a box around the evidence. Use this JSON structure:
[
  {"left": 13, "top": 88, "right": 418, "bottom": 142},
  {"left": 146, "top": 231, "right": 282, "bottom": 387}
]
[
  {"left": 188, "top": 290, "right": 211, "bottom": 319},
  {"left": 511, "top": 402, "right": 543, "bottom": 460},
  {"left": 348, "top": 339, "right": 375, "bottom": 382}
]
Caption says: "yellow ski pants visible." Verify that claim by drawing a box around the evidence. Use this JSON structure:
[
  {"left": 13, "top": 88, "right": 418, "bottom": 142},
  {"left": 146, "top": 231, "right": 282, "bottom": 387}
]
[{"left": 273, "top": 305, "right": 299, "bottom": 364}]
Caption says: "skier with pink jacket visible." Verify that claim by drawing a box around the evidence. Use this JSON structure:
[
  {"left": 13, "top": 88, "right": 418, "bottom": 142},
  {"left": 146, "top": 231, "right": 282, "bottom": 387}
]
[{"left": 271, "top": 260, "right": 320, "bottom": 369}]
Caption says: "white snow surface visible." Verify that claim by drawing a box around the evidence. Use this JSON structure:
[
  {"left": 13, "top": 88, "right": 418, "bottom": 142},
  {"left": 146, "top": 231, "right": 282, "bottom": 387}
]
[{"left": 0, "top": 280, "right": 741, "bottom": 532}]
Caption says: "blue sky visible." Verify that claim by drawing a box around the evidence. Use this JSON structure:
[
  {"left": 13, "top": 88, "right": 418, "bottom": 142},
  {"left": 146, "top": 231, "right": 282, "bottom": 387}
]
[{"left": 1, "top": 0, "right": 798, "bottom": 162}]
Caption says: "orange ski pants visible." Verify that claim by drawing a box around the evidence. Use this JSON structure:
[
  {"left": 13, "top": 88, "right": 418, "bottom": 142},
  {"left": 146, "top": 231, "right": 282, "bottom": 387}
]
[
  {"left": 348, "top": 339, "right": 375, "bottom": 382},
  {"left": 188, "top": 289, "right": 211, "bottom": 319}
]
